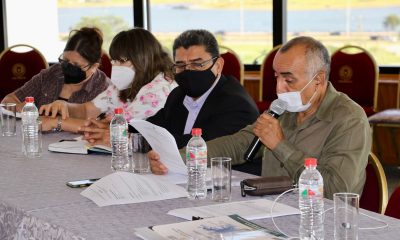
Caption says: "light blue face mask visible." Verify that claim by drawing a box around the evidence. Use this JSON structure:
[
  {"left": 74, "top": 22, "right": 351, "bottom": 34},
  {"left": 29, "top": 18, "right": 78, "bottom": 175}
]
[{"left": 277, "top": 74, "right": 318, "bottom": 112}]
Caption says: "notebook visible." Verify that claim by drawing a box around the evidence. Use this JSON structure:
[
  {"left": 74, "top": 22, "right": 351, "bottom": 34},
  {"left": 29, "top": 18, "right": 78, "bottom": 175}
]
[{"left": 48, "top": 139, "right": 111, "bottom": 155}]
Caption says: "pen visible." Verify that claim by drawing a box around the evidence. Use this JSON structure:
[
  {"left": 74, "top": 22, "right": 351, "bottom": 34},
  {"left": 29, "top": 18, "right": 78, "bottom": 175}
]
[{"left": 96, "top": 112, "right": 106, "bottom": 120}]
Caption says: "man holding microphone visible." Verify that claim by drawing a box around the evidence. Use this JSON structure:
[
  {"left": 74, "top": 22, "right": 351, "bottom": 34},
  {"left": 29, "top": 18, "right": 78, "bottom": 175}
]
[{"left": 149, "top": 36, "right": 371, "bottom": 200}]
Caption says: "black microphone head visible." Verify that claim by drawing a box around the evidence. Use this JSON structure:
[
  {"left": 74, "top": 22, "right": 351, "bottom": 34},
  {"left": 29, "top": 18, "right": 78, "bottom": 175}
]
[{"left": 269, "top": 99, "right": 288, "bottom": 115}]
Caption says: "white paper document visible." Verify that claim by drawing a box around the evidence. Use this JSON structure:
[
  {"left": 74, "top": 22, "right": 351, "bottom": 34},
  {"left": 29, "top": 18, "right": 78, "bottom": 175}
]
[
  {"left": 81, "top": 172, "right": 187, "bottom": 207},
  {"left": 168, "top": 198, "right": 300, "bottom": 220},
  {"left": 135, "top": 214, "right": 287, "bottom": 240},
  {"left": 129, "top": 119, "right": 187, "bottom": 182}
]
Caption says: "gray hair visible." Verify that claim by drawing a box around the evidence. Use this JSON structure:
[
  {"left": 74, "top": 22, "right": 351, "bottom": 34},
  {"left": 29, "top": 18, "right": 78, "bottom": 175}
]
[{"left": 280, "top": 36, "right": 330, "bottom": 80}]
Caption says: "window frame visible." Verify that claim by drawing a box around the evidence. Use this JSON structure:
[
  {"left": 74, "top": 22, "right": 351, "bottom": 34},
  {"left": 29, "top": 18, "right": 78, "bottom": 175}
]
[{"left": 0, "top": 0, "right": 397, "bottom": 73}]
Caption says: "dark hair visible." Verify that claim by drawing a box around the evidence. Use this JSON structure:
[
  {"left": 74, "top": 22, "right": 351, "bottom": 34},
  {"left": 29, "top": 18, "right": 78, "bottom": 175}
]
[
  {"left": 280, "top": 36, "right": 331, "bottom": 80},
  {"left": 172, "top": 29, "right": 219, "bottom": 59},
  {"left": 109, "top": 28, "right": 174, "bottom": 102},
  {"left": 64, "top": 27, "right": 103, "bottom": 65}
]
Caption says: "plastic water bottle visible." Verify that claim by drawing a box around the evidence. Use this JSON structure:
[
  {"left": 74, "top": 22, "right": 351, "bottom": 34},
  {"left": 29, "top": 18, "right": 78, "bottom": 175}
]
[
  {"left": 299, "top": 158, "right": 324, "bottom": 240},
  {"left": 110, "top": 108, "right": 130, "bottom": 171},
  {"left": 186, "top": 128, "right": 207, "bottom": 200},
  {"left": 21, "top": 96, "right": 42, "bottom": 158}
]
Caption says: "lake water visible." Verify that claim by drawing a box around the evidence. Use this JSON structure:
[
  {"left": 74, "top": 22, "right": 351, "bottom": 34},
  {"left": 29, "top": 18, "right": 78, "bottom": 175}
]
[{"left": 58, "top": 5, "right": 400, "bottom": 33}]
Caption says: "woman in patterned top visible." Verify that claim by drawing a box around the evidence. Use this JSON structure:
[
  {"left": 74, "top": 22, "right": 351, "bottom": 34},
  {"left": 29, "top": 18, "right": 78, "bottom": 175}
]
[{"left": 39, "top": 28, "right": 177, "bottom": 133}]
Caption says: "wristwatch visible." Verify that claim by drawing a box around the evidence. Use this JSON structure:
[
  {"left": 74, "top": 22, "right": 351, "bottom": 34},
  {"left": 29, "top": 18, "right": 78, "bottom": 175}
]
[{"left": 53, "top": 115, "right": 62, "bottom": 132}]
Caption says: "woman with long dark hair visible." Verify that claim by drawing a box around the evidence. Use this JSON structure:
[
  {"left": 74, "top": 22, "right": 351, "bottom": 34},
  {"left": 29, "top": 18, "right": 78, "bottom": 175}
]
[{"left": 39, "top": 28, "right": 177, "bottom": 132}]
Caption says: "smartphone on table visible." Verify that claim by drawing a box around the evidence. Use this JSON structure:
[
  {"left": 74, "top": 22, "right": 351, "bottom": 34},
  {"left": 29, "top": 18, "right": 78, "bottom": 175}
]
[{"left": 66, "top": 178, "right": 100, "bottom": 188}]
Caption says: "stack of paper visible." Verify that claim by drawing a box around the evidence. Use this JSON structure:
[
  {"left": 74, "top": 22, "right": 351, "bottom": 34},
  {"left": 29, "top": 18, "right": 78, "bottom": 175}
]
[
  {"left": 81, "top": 172, "right": 187, "bottom": 207},
  {"left": 168, "top": 199, "right": 300, "bottom": 220},
  {"left": 135, "top": 214, "right": 287, "bottom": 240}
]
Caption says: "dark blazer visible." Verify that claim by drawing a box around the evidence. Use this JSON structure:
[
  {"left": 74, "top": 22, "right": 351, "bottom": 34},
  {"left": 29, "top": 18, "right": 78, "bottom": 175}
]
[{"left": 147, "top": 75, "right": 259, "bottom": 149}]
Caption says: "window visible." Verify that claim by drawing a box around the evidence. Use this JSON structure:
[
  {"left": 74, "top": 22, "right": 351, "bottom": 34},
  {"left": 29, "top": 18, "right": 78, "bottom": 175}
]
[
  {"left": 4, "top": 0, "right": 400, "bottom": 67},
  {"left": 287, "top": 0, "right": 400, "bottom": 66},
  {"left": 5, "top": 0, "right": 133, "bottom": 62},
  {"left": 150, "top": 0, "right": 273, "bottom": 65}
]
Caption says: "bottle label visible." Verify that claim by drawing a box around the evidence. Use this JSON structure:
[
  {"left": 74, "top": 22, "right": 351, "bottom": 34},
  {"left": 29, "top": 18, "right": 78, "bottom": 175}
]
[
  {"left": 111, "top": 126, "right": 128, "bottom": 138},
  {"left": 300, "top": 185, "right": 323, "bottom": 198},
  {"left": 187, "top": 149, "right": 207, "bottom": 165}
]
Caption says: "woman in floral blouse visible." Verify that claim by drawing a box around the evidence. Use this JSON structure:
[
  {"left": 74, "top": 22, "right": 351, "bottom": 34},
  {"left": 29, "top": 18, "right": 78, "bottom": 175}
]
[{"left": 40, "top": 28, "right": 177, "bottom": 132}]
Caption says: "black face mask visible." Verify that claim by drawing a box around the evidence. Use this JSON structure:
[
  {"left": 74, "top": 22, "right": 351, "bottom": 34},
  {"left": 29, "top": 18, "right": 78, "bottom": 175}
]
[
  {"left": 61, "top": 62, "right": 87, "bottom": 84},
  {"left": 175, "top": 64, "right": 217, "bottom": 98}
]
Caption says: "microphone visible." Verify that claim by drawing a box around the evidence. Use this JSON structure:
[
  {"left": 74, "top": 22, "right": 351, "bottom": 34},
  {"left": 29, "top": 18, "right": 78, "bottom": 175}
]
[{"left": 244, "top": 99, "right": 288, "bottom": 162}]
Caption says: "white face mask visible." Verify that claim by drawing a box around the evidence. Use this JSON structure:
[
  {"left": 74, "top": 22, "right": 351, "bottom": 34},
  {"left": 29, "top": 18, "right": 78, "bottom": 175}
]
[
  {"left": 110, "top": 66, "right": 135, "bottom": 90},
  {"left": 277, "top": 74, "right": 318, "bottom": 112}
]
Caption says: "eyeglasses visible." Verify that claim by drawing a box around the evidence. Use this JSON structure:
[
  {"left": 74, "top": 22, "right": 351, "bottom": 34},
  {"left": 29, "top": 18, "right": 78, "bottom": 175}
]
[
  {"left": 111, "top": 57, "right": 129, "bottom": 65},
  {"left": 172, "top": 56, "right": 218, "bottom": 74},
  {"left": 58, "top": 54, "right": 91, "bottom": 71}
]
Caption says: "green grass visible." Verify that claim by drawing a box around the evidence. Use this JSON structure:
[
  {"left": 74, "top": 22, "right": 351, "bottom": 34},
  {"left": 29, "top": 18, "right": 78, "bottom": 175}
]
[
  {"left": 155, "top": 32, "right": 400, "bottom": 65},
  {"left": 240, "top": 34, "right": 400, "bottom": 65}
]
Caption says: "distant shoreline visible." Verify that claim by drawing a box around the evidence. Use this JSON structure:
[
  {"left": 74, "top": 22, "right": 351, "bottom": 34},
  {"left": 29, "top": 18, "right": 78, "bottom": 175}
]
[{"left": 58, "top": 2, "right": 400, "bottom": 11}]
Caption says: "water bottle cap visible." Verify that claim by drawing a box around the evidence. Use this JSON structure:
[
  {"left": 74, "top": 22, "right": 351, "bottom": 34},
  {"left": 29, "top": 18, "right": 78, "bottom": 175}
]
[
  {"left": 114, "top": 108, "right": 123, "bottom": 114},
  {"left": 304, "top": 158, "right": 317, "bottom": 167},
  {"left": 25, "top": 96, "right": 34, "bottom": 103},
  {"left": 191, "top": 128, "right": 202, "bottom": 136}
]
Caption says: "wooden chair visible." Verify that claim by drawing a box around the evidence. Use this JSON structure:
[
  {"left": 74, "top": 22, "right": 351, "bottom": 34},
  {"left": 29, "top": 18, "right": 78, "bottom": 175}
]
[
  {"left": 385, "top": 185, "right": 400, "bottom": 219},
  {"left": 329, "top": 45, "right": 379, "bottom": 117},
  {"left": 256, "top": 45, "right": 281, "bottom": 113},
  {"left": 219, "top": 45, "right": 244, "bottom": 85},
  {"left": 99, "top": 51, "right": 112, "bottom": 78},
  {"left": 0, "top": 44, "right": 48, "bottom": 99},
  {"left": 359, "top": 152, "right": 388, "bottom": 214}
]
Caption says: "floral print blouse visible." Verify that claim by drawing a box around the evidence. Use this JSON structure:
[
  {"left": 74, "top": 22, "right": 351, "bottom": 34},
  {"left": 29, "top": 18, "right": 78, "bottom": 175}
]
[{"left": 92, "top": 73, "right": 177, "bottom": 122}]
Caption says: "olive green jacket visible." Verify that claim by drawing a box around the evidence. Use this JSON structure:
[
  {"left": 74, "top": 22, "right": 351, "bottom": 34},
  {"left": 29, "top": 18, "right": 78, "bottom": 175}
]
[{"left": 202, "top": 83, "right": 371, "bottom": 200}]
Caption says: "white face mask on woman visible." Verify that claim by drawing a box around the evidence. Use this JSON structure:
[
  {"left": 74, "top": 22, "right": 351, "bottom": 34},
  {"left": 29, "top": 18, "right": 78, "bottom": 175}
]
[
  {"left": 277, "top": 74, "right": 318, "bottom": 112},
  {"left": 110, "top": 66, "right": 135, "bottom": 90}
]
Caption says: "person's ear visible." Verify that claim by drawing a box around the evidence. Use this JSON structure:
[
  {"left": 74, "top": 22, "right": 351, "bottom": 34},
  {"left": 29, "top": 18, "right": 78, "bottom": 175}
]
[
  {"left": 92, "top": 62, "right": 100, "bottom": 69},
  {"left": 87, "top": 62, "right": 100, "bottom": 76},
  {"left": 315, "top": 71, "right": 326, "bottom": 86},
  {"left": 214, "top": 56, "right": 224, "bottom": 75}
]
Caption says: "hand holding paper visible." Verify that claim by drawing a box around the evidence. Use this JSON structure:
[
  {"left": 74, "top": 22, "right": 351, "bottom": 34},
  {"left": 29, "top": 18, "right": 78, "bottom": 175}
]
[
  {"left": 147, "top": 150, "right": 168, "bottom": 175},
  {"left": 129, "top": 119, "right": 187, "bottom": 176}
]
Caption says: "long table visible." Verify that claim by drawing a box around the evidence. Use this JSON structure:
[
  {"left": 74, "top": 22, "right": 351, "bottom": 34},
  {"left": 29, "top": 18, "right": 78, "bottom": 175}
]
[{"left": 1, "top": 126, "right": 400, "bottom": 239}]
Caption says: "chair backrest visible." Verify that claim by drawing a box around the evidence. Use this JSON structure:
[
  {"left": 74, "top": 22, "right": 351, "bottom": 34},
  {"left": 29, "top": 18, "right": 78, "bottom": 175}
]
[
  {"left": 99, "top": 52, "right": 112, "bottom": 78},
  {"left": 385, "top": 185, "right": 400, "bottom": 219},
  {"left": 329, "top": 45, "right": 379, "bottom": 116},
  {"left": 359, "top": 152, "right": 388, "bottom": 214},
  {"left": 0, "top": 44, "right": 48, "bottom": 99},
  {"left": 219, "top": 45, "right": 244, "bottom": 85},
  {"left": 256, "top": 45, "right": 281, "bottom": 112}
]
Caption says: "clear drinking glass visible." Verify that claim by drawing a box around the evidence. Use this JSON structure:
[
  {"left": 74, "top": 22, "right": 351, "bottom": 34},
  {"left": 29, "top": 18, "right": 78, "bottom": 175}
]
[
  {"left": 130, "top": 133, "right": 151, "bottom": 174},
  {"left": 211, "top": 157, "right": 232, "bottom": 202},
  {"left": 0, "top": 103, "right": 17, "bottom": 136},
  {"left": 334, "top": 193, "right": 359, "bottom": 240}
]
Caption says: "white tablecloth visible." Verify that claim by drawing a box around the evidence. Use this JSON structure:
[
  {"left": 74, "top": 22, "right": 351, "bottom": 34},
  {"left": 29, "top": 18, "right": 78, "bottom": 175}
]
[{"left": 0, "top": 124, "right": 400, "bottom": 239}]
